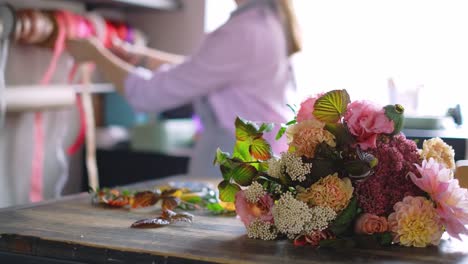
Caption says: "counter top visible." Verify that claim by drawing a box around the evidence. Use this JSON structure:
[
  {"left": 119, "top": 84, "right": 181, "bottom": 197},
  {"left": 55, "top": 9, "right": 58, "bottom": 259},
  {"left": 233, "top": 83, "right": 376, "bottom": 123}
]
[{"left": 0, "top": 176, "right": 467, "bottom": 264}]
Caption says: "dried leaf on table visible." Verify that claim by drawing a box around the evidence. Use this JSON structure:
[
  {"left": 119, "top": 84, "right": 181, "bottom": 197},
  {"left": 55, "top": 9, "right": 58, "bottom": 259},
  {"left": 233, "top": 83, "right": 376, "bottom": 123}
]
[
  {"left": 105, "top": 198, "right": 130, "bottom": 208},
  {"left": 131, "top": 210, "right": 194, "bottom": 229},
  {"left": 131, "top": 191, "right": 160, "bottom": 208},
  {"left": 131, "top": 217, "right": 171, "bottom": 228},
  {"left": 170, "top": 212, "right": 194, "bottom": 224},
  {"left": 162, "top": 197, "right": 181, "bottom": 211}
]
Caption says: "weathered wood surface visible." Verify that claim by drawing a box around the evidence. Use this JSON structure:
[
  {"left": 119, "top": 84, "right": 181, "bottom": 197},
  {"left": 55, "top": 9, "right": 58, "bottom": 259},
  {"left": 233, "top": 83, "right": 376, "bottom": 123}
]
[{"left": 0, "top": 176, "right": 467, "bottom": 264}]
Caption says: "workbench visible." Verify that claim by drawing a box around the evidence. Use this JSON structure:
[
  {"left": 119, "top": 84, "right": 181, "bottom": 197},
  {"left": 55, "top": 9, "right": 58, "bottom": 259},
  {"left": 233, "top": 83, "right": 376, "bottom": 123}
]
[{"left": 0, "top": 176, "right": 467, "bottom": 264}]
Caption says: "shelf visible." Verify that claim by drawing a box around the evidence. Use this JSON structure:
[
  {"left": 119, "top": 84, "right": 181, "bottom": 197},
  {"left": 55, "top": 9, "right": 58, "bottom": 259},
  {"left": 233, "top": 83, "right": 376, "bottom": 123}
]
[
  {"left": 5, "top": 83, "right": 115, "bottom": 112},
  {"left": 67, "top": 0, "right": 182, "bottom": 11}
]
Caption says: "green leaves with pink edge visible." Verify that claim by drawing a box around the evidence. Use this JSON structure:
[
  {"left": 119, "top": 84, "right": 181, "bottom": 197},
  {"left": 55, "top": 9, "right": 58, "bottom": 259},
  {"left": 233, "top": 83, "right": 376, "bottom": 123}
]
[
  {"left": 233, "top": 141, "right": 252, "bottom": 162},
  {"left": 250, "top": 138, "right": 272, "bottom": 161},
  {"left": 218, "top": 180, "right": 241, "bottom": 202},
  {"left": 221, "top": 163, "right": 257, "bottom": 186},
  {"left": 214, "top": 148, "right": 230, "bottom": 166},
  {"left": 235, "top": 117, "right": 261, "bottom": 141},
  {"left": 232, "top": 164, "right": 257, "bottom": 186},
  {"left": 313, "top": 89, "right": 351, "bottom": 123}
]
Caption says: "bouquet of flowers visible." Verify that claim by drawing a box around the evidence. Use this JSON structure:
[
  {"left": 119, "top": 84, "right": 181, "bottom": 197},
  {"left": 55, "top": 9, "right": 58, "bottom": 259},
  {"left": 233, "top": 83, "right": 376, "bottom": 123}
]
[{"left": 214, "top": 89, "right": 468, "bottom": 248}]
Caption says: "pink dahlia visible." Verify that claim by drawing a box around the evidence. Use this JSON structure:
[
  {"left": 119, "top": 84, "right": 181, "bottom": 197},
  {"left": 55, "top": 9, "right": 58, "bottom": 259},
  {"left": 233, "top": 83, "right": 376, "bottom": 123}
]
[
  {"left": 356, "top": 134, "right": 425, "bottom": 216},
  {"left": 235, "top": 190, "right": 274, "bottom": 227},
  {"left": 388, "top": 196, "right": 444, "bottom": 247},
  {"left": 344, "top": 100, "right": 394, "bottom": 150},
  {"left": 410, "top": 158, "right": 468, "bottom": 239},
  {"left": 409, "top": 158, "right": 453, "bottom": 201},
  {"left": 296, "top": 93, "right": 323, "bottom": 123}
]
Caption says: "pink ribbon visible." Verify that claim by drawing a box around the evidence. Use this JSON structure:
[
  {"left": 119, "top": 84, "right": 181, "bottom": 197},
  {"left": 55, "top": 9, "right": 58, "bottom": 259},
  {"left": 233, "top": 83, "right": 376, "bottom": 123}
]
[{"left": 30, "top": 10, "right": 96, "bottom": 202}]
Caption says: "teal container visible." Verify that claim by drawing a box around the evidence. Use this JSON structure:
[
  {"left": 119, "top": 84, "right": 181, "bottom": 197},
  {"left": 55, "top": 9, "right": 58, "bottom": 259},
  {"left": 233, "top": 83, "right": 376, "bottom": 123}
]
[{"left": 104, "top": 92, "right": 148, "bottom": 128}]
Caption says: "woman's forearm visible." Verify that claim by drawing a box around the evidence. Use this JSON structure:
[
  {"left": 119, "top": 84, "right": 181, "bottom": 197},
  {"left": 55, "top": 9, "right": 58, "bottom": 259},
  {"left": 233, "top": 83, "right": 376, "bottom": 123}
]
[
  {"left": 139, "top": 47, "right": 185, "bottom": 70},
  {"left": 94, "top": 46, "right": 135, "bottom": 95}
]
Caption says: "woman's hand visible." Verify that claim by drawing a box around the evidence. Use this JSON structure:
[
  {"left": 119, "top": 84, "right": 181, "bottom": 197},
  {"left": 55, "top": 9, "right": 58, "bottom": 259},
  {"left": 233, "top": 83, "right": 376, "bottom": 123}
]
[
  {"left": 66, "top": 38, "right": 103, "bottom": 63},
  {"left": 109, "top": 37, "right": 143, "bottom": 65}
]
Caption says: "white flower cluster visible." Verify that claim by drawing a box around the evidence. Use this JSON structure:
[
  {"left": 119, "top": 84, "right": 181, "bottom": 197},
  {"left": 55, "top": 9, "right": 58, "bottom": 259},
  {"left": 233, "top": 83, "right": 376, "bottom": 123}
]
[
  {"left": 266, "top": 152, "right": 312, "bottom": 182},
  {"left": 245, "top": 181, "right": 265, "bottom": 203},
  {"left": 305, "top": 206, "right": 337, "bottom": 232},
  {"left": 283, "top": 152, "right": 312, "bottom": 182},
  {"left": 266, "top": 157, "right": 282, "bottom": 179},
  {"left": 247, "top": 219, "right": 278, "bottom": 240},
  {"left": 272, "top": 192, "right": 312, "bottom": 238}
]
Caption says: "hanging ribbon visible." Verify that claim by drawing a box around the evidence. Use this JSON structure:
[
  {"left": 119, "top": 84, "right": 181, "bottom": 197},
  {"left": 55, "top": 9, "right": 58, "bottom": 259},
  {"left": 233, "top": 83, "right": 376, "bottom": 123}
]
[
  {"left": 61, "top": 11, "right": 100, "bottom": 191},
  {"left": 30, "top": 11, "right": 67, "bottom": 202}
]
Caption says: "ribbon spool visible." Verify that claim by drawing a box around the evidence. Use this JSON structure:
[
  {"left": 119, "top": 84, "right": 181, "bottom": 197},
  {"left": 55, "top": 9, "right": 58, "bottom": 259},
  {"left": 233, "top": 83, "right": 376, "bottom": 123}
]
[{"left": 15, "top": 10, "right": 54, "bottom": 45}]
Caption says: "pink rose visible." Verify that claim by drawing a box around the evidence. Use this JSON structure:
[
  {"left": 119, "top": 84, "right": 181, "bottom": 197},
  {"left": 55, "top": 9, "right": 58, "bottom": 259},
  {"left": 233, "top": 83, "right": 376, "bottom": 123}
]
[
  {"left": 296, "top": 93, "right": 324, "bottom": 122},
  {"left": 344, "top": 100, "right": 394, "bottom": 150},
  {"left": 355, "top": 213, "right": 388, "bottom": 235},
  {"left": 235, "top": 190, "right": 274, "bottom": 226}
]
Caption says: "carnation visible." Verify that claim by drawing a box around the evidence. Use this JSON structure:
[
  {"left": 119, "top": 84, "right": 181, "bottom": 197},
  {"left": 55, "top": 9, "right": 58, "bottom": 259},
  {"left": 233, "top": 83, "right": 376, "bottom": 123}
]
[
  {"left": 356, "top": 134, "right": 425, "bottom": 216},
  {"left": 344, "top": 100, "right": 394, "bottom": 150},
  {"left": 297, "top": 173, "right": 353, "bottom": 213},
  {"left": 420, "top": 137, "right": 455, "bottom": 170},
  {"left": 286, "top": 120, "right": 336, "bottom": 158}
]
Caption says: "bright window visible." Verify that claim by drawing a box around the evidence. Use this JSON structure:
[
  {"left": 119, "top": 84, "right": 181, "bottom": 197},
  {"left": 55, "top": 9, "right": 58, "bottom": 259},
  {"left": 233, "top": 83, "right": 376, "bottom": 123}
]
[{"left": 205, "top": 0, "right": 468, "bottom": 119}]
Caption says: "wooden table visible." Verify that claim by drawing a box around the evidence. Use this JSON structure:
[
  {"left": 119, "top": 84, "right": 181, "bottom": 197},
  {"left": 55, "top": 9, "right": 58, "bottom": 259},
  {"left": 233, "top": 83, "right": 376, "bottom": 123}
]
[{"left": 0, "top": 176, "right": 467, "bottom": 264}]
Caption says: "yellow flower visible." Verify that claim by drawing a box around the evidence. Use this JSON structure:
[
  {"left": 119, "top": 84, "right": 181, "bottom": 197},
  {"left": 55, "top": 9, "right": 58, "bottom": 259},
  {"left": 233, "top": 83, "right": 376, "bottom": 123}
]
[
  {"left": 297, "top": 173, "right": 353, "bottom": 212},
  {"left": 388, "top": 196, "right": 444, "bottom": 247},
  {"left": 286, "top": 120, "right": 336, "bottom": 158},
  {"left": 420, "top": 137, "right": 455, "bottom": 170}
]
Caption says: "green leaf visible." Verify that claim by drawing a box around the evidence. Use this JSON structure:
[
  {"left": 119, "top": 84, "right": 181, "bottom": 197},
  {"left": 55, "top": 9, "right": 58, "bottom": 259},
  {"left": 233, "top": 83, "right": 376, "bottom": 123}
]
[
  {"left": 286, "top": 119, "right": 297, "bottom": 126},
  {"left": 220, "top": 165, "right": 232, "bottom": 181},
  {"left": 185, "top": 196, "right": 203, "bottom": 204},
  {"left": 218, "top": 180, "right": 241, "bottom": 202},
  {"left": 275, "top": 119, "right": 296, "bottom": 140},
  {"left": 313, "top": 89, "right": 351, "bottom": 123},
  {"left": 324, "top": 123, "right": 354, "bottom": 147},
  {"left": 233, "top": 141, "right": 253, "bottom": 162},
  {"left": 344, "top": 160, "right": 371, "bottom": 177},
  {"left": 235, "top": 117, "right": 260, "bottom": 141},
  {"left": 275, "top": 126, "right": 287, "bottom": 140},
  {"left": 258, "top": 122, "right": 274, "bottom": 133},
  {"left": 232, "top": 164, "right": 258, "bottom": 186},
  {"left": 257, "top": 161, "right": 269, "bottom": 172},
  {"left": 377, "top": 232, "right": 393, "bottom": 246},
  {"left": 206, "top": 203, "right": 225, "bottom": 214},
  {"left": 286, "top": 104, "right": 297, "bottom": 115},
  {"left": 330, "top": 197, "right": 359, "bottom": 235},
  {"left": 250, "top": 138, "right": 272, "bottom": 160},
  {"left": 214, "top": 148, "right": 231, "bottom": 166}
]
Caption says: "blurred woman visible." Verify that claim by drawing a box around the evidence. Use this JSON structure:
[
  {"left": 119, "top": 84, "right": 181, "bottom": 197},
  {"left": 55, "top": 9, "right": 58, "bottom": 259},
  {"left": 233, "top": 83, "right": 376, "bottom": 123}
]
[{"left": 67, "top": 0, "right": 302, "bottom": 178}]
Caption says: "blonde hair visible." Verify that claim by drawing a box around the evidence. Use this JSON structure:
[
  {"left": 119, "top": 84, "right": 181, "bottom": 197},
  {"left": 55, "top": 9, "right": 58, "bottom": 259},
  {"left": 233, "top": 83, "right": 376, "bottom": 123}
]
[{"left": 276, "top": 0, "right": 302, "bottom": 56}]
